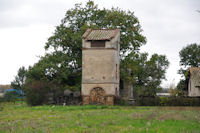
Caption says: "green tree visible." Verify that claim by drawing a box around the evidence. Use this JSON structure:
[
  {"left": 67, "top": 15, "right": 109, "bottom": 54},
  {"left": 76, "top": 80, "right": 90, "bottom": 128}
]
[
  {"left": 177, "top": 43, "right": 200, "bottom": 92},
  {"left": 4, "top": 91, "right": 20, "bottom": 103},
  {"left": 11, "top": 66, "right": 27, "bottom": 92},
  {"left": 26, "top": 1, "right": 146, "bottom": 90},
  {"left": 121, "top": 52, "right": 169, "bottom": 97},
  {"left": 24, "top": 1, "right": 169, "bottom": 104},
  {"left": 179, "top": 43, "right": 200, "bottom": 68},
  {"left": 176, "top": 79, "right": 188, "bottom": 95}
]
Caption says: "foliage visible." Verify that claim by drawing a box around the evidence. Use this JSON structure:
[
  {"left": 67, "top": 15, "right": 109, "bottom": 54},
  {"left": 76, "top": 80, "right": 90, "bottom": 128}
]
[
  {"left": 3, "top": 91, "right": 20, "bottom": 102},
  {"left": 1, "top": 102, "right": 200, "bottom": 133},
  {"left": 179, "top": 43, "right": 200, "bottom": 68},
  {"left": 176, "top": 79, "right": 188, "bottom": 94},
  {"left": 135, "top": 97, "right": 161, "bottom": 106},
  {"left": 164, "top": 97, "right": 200, "bottom": 106},
  {"left": 26, "top": 54, "right": 81, "bottom": 91},
  {"left": 11, "top": 66, "right": 27, "bottom": 92},
  {"left": 45, "top": 1, "right": 146, "bottom": 56},
  {"left": 22, "top": 1, "right": 170, "bottom": 104},
  {"left": 22, "top": 0, "right": 149, "bottom": 105},
  {"left": 178, "top": 43, "right": 200, "bottom": 77},
  {"left": 28, "top": 0, "right": 146, "bottom": 88},
  {"left": 167, "top": 81, "right": 182, "bottom": 96},
  {"left": 121, "top": 52, "right": 169, "bottom": 97},
  {"left": 178, "top": 43, "right": 200, "bottom": 92},
  {"left": 25, "top": 79, "right": 51, "bottom": 106},
  {"left": 169, "top": 88, "right": 183, "bottom": 97},
  {"left": 135, "top": 96, "right": 200, "bottom": 106}
]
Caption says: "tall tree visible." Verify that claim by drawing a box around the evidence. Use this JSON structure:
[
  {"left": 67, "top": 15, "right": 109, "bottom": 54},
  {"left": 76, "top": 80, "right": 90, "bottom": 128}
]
[
  {"left": 179, "top": 43, "right": 200, "bottom": 77},
  {"left": 27, "top": 1, "right": 146, "bottom": 90},
  {"left": 177, "top": 43, "right": 200, "bottom": 93},
  {"left": 179, "top": 43, "right": 200, "bottom": 68},
  {"left": 11, "top": 66, "right": 27, "bottom": 92},
  {"left": 177, "top": 43, "right": 200, "bottom": 92},
  {"left": 121, "top": 52, "right": 169, "bottom": 96}
]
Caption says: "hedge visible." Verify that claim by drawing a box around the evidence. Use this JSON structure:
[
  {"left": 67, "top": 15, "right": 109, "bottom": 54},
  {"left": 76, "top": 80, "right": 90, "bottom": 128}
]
[{"left": 134, "top": 97, "right": 200, "bottom": 106}]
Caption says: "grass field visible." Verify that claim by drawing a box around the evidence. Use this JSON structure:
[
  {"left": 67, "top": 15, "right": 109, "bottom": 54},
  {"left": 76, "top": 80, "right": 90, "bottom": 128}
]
[{"left": 0, "top": 102, "right": 200, "bottom": 133}]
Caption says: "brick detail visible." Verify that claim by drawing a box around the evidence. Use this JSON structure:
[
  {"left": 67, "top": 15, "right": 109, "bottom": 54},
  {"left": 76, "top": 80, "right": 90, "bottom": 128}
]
[
  {"left": 82, "top": 96, "right": 90, "bottom": 105},
  {"left": 106, "top": 95, "right": 114, "bottom": 105}
]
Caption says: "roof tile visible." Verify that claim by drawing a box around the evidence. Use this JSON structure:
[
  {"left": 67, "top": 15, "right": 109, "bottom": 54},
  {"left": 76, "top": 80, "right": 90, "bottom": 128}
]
[{"left": 82, "top": 29, "right": 119, "bottom": 41}]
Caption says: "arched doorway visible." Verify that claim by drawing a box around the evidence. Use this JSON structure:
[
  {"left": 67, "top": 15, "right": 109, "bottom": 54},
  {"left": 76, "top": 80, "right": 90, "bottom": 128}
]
[{"left": 89, "top": 87, "right": 106, "bottom": 104}]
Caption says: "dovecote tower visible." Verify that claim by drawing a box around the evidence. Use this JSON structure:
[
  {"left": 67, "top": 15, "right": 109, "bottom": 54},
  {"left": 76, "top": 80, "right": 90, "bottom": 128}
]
[{"left": 81, "top": 29, "right": 120, "bottom": 105}]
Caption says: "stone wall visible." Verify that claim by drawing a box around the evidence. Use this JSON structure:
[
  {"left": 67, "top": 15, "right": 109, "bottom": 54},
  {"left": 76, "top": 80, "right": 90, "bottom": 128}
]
[{"left": 82, "top": 95, "right": 114, "bottom": 105}]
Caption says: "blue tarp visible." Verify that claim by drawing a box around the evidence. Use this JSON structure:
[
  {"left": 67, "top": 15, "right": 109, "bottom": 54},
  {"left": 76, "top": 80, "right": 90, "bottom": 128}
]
[{"left": 4, "top": 89, "right": 24, "bottom": 95}]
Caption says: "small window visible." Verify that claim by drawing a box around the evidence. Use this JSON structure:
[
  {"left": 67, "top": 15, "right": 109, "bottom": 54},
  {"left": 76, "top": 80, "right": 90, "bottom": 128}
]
[
  {"left": 91, "top": 41, "right": 105, "bottom": 47},
  {"left": 120, "top": 79, "right": 124, "bottom": 90},
  {"left": 116, "top": 64, "right": 118, "bottom": 80}
]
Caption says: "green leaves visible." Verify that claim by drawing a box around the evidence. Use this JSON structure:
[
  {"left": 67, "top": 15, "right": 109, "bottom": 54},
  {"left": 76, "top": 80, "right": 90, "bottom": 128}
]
[
  {"left": 11, "top": 66, "right": 27, "bottom": 91},
  {"left": 177, "top": 43, "right": 200, "bottom": 92},
  {"left": 45, "top": 1, "right": 146, "bottom": 62},
  {"left": 18, "top": 1, "right": 168, "bottom": 99},
  {"left": 36, "top": 1, "right": 146, "bottom": 90},
  {"left": 179, "top": 43, "right": 200, "bottom": 68},
  {"left": 121, "top": 52, "right": 169, "bottom": 97}
]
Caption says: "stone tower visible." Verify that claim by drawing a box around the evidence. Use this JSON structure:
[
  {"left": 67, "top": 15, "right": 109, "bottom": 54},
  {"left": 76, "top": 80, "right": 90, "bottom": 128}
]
[{"left": 81, "top": 29, "right": 120, "bottom": 105}]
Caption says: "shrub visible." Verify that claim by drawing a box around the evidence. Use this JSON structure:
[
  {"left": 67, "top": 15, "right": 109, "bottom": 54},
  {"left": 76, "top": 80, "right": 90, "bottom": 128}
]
[
  {"left": 25, "top": 80, "right": 50, "bottom": 106},
  {"left": 0, "top": 97, "right": 5, "bottom": 103},
  {"left": 135, "top": 96, "right": 161, "bottom": 106},
  {"left": 4, "top": 91, "right": 20, "bottom": 102},
  {"left": 114, "top": 97, "right": 130, "bottom": 106},
  {"left": 135, "top": 96, "right": 200, "bottom": 106},
  {"left": 164, "top": 97, "right": 200, "bottom": 106}
]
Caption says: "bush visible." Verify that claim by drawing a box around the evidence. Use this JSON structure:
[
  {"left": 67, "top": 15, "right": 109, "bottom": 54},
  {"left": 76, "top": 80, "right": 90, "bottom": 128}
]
[
  {"left": 0, "top": 97, "right": 5, "bottom": 103},
  {"left": 25, "top": 80, "right": 50, "bottom": 106},
  {"left": 25, "top": 79, "right": 64, "bottom": 106},
  {"left": 163, "top": 97, "right": 200, "bottom": 106},
  {"left": 135, "top": 96, "right": 161, "bottom": 106},
  {"left": 4, "top": 91, "right": 20, "bottom": 102},
  {"left": 114, "top": 97, "right": 130, "bottom": 106},
  {"left": 135, "top": 96, "right": 200, "bottom": 106}
]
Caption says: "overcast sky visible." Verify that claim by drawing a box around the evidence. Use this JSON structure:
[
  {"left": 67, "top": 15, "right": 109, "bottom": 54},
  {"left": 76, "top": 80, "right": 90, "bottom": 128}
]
[{"left": 0, "top": 0, "right": 200, "bottom": 87}]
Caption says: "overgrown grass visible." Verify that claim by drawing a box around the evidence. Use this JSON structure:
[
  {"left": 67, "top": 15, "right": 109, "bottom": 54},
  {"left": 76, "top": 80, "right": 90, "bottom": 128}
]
[{"left": 0, "top": 102, "right": 200, "bottom": 133}]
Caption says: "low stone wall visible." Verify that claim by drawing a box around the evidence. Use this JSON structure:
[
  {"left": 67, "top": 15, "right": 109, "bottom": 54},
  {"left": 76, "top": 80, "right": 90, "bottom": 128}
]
[
  {"left": 47, "top": 90, "right": 116, "bottom": 105},
  {"left": 82, "top": 95, "right": 114, "bottom": 105}
]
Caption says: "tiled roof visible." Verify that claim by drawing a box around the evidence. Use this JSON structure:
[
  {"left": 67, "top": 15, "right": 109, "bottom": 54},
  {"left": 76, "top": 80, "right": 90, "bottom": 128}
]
[{"left": 82, "top": 29, "right": 120, "bottom": 41}]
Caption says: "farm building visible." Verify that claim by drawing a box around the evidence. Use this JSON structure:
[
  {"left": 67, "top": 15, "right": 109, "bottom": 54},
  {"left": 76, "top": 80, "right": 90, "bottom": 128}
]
[
  {"left": 188, "top": 67, "right": 200, "bottom": 97},
  {"left": 81, "top": 29, "right": 120, "bottom": 105}
]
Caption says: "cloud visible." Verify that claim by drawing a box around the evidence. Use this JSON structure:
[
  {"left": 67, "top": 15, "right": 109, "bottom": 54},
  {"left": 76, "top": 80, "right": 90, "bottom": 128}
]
[
  {"left": 0, "top": 24, "right": 55, "bottom": 84},
  {"left": 0, "top": 0, "right": 82, "bottom": 28}
]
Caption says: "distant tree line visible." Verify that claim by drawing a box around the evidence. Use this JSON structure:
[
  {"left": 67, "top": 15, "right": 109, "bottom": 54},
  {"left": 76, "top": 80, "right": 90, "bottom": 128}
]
[{"left": 0, "top": 85, "right": 10, "bottom": 91}]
